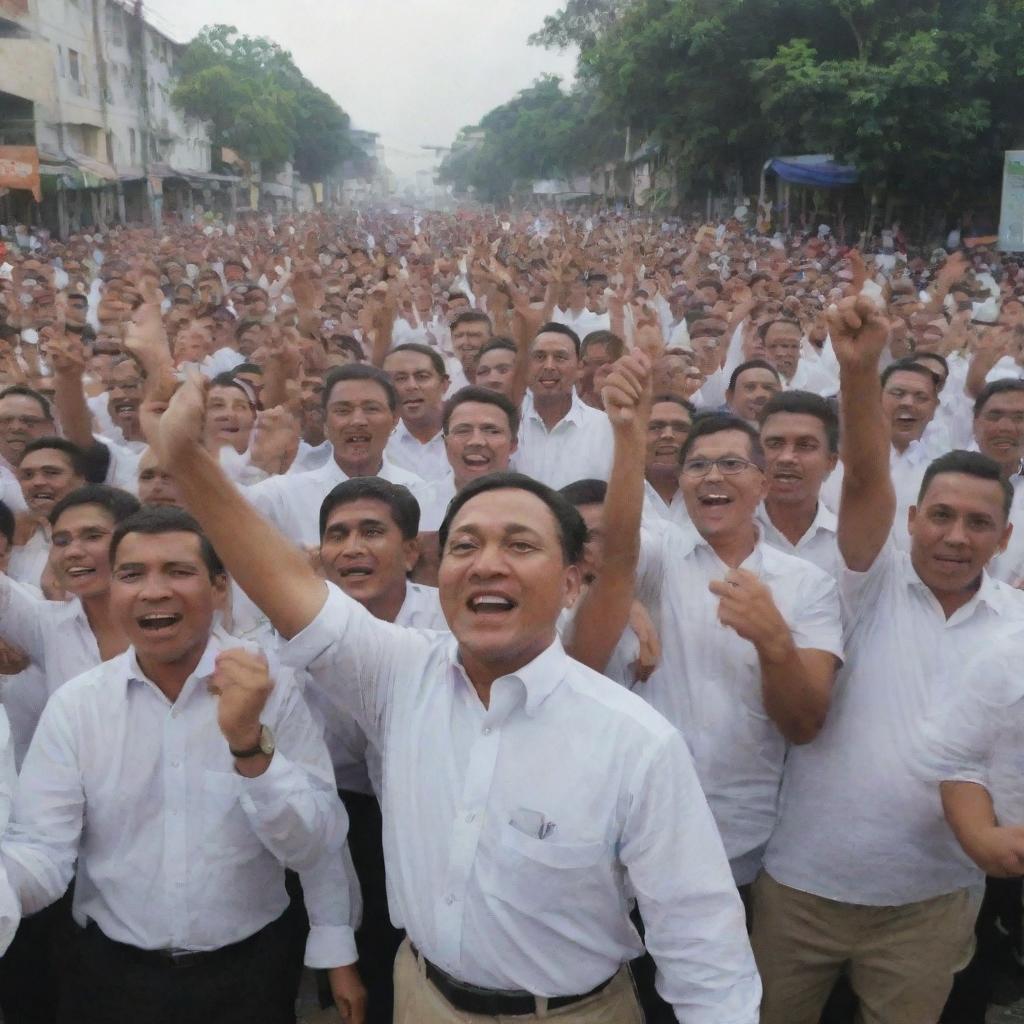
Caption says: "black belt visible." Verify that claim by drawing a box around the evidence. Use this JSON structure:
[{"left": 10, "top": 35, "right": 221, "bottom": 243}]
[
  {"left": 83, "top": 920, "right": 264, "bottom": 970},
  {"left": 410, "top": 943, "right": 616, "bottom": 1016}
]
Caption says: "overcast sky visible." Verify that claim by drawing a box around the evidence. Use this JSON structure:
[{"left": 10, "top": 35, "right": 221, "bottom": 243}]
[{"left": 143, "top": 0, "right": 579, "bottom": 184}]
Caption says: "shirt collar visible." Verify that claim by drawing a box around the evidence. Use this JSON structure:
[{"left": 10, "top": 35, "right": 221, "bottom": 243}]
[
  {"left": 525, "top": 389, "right": 589, "bottom": 429},
  {"left": 122, "top": 628, "right": 234, "bottom": 698},
  {"left": 449, "top": 635, "right": 569, "bottom": 719},
  {"left": 756, "top": 500, "right": 837, "bottom": 542},
  {"left": 675, "top": 520, "right": 766, "bottom": 572}
]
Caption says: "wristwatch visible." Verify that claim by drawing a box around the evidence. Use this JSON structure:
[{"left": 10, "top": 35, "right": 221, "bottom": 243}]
[{"left": 229, "top": 724, "right": 275, "bottom": 759}]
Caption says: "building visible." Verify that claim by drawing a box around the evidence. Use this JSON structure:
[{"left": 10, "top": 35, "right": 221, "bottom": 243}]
[{"left": 0, "top": 0, "right": 232, "bottom": 236}]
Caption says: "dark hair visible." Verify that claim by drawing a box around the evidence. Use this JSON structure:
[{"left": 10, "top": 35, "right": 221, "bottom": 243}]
[
  {"left": 318, "top": 477, "right": 420, "bottom": 541},
  {"left": 0, "top": 499, "right": 14, "bottom": 549},
  {"left": 477, "top": 337, "right": 517, "bottom": 361},
  {"left": 918, "top": 450, "right": 1013, "bottom": 519},
  {"left": 449, "top": 310, "right": 492, "bottom": 334},
  {"left": 384, "top": 342, "right": 447, "bottom": 379},
  {"left": 580, "top": 330, "right": 625, "bottom": 362},
  {"left": 559, "top": 479, "right": 607, "bottom": 507},
  {"left": 235, "top": 318, "right": 262, "bottom": 340},
  {"left": 109, "top": 506, "right": 225, "bottom": 580},
  {"left": 438, "top": 471, "right": 586, "bottom": 566},
  {"left": 759, "top": 390, "right": 840, "bottom": 453},
  {"left": 757, "top": 317, "right": 803, "bottom": 342},
  {"left": 233, "top": 362, "right": 262, "bottom": 376},
  {"left": 679, "top": 412, "right": 766, "bottom": 468},
  {"left": 973, "top": 378, "right": 1024, "bottom": 418},
  {"left": 49, "top": 484, "right": 140, "bottom": 528},
  {"left": 442, "top": 385, "right": 520, "bottom": 436},
  {"left": 20, "top": 436, "right": 90, "bottom": 477},
  {"left": 652, "top": 393, "right": 697, "bottom": 416},
  {"left": 728, "top": 359, "right": 780, "bottom": 393},
  {"left": 329, "top": 334, "right": 365, "bottom": 362},
  {"left": 0, "top": 384, "right": 52, "bottom": 422},
  {"left": 534, "top": 322, "right": 581, "bottom": 358},
  {"left": 209, "top": 371, "right": 257, "bottom": 408},
  {"left": 323, "top": 363, "right": 398, "bottom": 412},
  {"left": 880, "top": 357, "right": 939, "bottom": 394}
]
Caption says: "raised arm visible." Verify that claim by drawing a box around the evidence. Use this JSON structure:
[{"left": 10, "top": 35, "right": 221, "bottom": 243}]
[
  {"left": 565, "top": 352, "right": 650, "bottom": 672},
  {"left": 829, "top": 295, "right": 895, "bottom": 571},
  {"left": 149, "top": 374, "right": 327, "bottom": 639}
]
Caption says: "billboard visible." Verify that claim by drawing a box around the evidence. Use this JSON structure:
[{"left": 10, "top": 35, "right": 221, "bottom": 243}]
[
  {"left": 998, "top": 150, "right": 1024, "bottom": 252},
  {"left": 0, "top": 146, "right": 39, "bottom": 202}
]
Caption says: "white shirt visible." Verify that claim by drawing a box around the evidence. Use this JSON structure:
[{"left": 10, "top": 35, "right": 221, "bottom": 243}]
[
  {"left": 0, "top": 708, "right": 16, "bottom": 956},
  {"left": 919, "top": 621, "right": 1024, "bottom": 828},
  {"left": 416, "top": 471, "right": 457, "bottom": 532},
  {"left": 0, "top": 458, "right": 27, "bottom": 514},
  {"left": 247, "top": 455, "right": 425, "bottom": 548},
  {"left": 514, "top": 392, "right": 614, "bottom": 490},
  {"left": 755, "top": 501, "right": 840, "bottom": 578},
  {"left": 281, "top": 583, "right": 760, "bottom": 1020},
  {"left": 7, "top": 525, "right": 49, "bottom": 588},
  {"left": 552, "top": 306, "right": 610, "bottom": 338},
  {"left": 636, "top": 522, "right": 843, "bottom": 883},
  {"left": 0, "top": 576, "right": 99, "bottom": 696},
  {"left": 309, "top": 582, "right": 447, "bottom": 799},
  {"left": 764, "top": 539, "right": 1024, "bottom": 905},
  {"left": 1, "top": 632, "right": 355, "bottom": 967},
  {"left": 987, "top": 472, "right": 1024, "bottom": 585},
  {"left": 385, "top": 420, "right": 450, "bottom": 483},
  {"left": 642, "top": 479, "right": 690, "bottom": 530}
]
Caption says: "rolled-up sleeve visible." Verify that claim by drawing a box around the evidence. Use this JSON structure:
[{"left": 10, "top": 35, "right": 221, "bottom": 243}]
[{"left": 620, "top": 729, "right": 761, "bottom": 1023}]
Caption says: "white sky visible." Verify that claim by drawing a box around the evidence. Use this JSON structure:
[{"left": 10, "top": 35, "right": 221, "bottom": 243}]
[{"left": 142, "top": 0, "right": 579, "bottom": 185}]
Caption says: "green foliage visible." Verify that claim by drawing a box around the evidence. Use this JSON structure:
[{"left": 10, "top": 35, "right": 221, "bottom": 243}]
[
  {"left": 173, "top": 24, "right": 354, "bottom": 176},
  {"left": 439, "top": 75, "right": 624, "bottom": 203},
  {"left": 532, "top": 0, "right": 1024, "bottom": 206}
]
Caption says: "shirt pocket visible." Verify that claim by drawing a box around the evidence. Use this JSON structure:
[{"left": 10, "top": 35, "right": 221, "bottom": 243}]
[{"left": 478, "top": 820, "right": 609, "bottom": 913}]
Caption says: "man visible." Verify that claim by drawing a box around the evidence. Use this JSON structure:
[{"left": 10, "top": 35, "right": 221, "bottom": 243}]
[
  {"left": 0, "top": 506, "right": 363, "bottom": 1024},
  {"left": 577, "top": 330, "right": 624, "bottom": 409},
  {"left": 756, "top": 391, "right": 840, "bottom": 575},
  {"left": 382, "top": 344, "right": 450, "bottom": 482},
  {"left": 0, "top": 386, "right": 56, "bottom": 513},
  {"left": 972, "top": 379, "right": 1024, "bottom": 583},
  {"left": 473, "top": 339, "right": 518, "bottom": 400},
  {"left": 725, "top": 359, "right": 782, "bottom": 425},
  {"left": 137, "top": 447, "right": 183, "bottom": 508},
  {"left": 416, "top": 387, "right": 519, "bottom": 532},
  {"left": 643, "top": 395, "right": 693, "bottom": 527},
  {"left": 447, "top": 311, "right": 492, "bottom": 391},
  {"left": 9, "top": 438, "right": 87, "bottom": 586},
  {"left": 151, "top": 364, "right": 762, "bottom": 1023},
  {"left": 554, "top": 275, "right": 611, "bottom": 339},
  {"left": 761, "top": 318, "right": 803, "bottom": 386},
  {"left": 625, "top": 412, "right": 842, "bottom": 887},
  {"left": 753, "top": 296, "right": 1024, "bottom": 1024},
  {"left": 514, "top": 323, "right": 614, "bottom": 489},
  {"left": 247, "top": 365, "right": 424, "bottom": 548}
]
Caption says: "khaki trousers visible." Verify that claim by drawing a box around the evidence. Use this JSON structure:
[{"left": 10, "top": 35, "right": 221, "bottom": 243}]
[
  {"left": 751, "top": 872, "right": 980, "bottom": 1024},
  {"left": 392, "top": 939, "right": 643, "bottom": 1024}
]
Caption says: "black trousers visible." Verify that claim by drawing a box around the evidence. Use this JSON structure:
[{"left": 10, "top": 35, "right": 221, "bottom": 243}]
[
  {"left": 338, "top": 788, "right": 405, "bottom": 1024},
  {"left": 58, "top": 911, "right": 299, "bottom": 1024}
]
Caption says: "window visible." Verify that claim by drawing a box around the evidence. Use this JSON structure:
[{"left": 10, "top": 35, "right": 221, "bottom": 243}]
[
  {"left": 129, "top": 128, "right": 136, "bottom": 163},
  {"left": 57, "top": 45, "right": 65, "bottom": 78},
  {"left": 68, "top": 49, "right": 80, "bottom": 83},
  {"left": 106, "top": 131, "right": 114, "bottom": 165}
]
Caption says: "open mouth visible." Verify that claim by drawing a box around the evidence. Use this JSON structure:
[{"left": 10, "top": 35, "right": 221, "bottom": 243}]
[
  {"left": 137, "top": 612, "right": 183, "bottom": 631},
  {"left": 771, "top": 470, "right": 802, "bottom": 483},
  {"left": 467, "top": 592, "right": 517, "bottom": 614},
  {"left": 338, "top": 565, "right": 374, "bottom": 579},
  {"left": 462, "top": 452, "right": 490, "bottom": 467},
  {"left": 698, "top": 493, "right": 732, "bottom": 507},
  {"left": 30, "top": 489, "right": 55, "bottom": 503},
  {"left": 115, "top": 401, "right": 137, "bottom": 416},
  {"left": 64, "top": 566, "right": 95, "bottom": 581},
  {"left": 343, "top": 433, "right": 372, "bottom": 445}
]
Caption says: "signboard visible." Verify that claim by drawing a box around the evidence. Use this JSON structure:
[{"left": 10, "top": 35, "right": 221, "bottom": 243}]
[
  {"left": 998, "top": 150, "right": 1024, "bottom": 252},
  {"left": 0, "top": 146, "right": 39, "bottom": 202}
]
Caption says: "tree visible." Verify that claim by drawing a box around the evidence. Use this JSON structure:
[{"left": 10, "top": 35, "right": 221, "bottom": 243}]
[
  {"left": 173, "top": 24, "right": 355, "bottom": 177},
  {"left": 531, "top": 0, "right": 1024, "bottom": 213},
  {"left": 439, "top": 76, "right": 623, "bottom": 203}
]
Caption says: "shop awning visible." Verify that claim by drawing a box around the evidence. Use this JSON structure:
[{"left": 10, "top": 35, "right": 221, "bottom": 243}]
[{"left": 765, "top": 155, "right": 859, "bottom": 188}]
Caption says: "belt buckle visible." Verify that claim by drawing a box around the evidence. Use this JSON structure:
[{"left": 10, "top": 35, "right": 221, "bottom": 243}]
[{"left": 166, "top": 948, "right": 197, "bottom": 968}]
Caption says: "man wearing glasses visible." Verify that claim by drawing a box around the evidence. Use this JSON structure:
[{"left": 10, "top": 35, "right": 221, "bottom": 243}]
[
  {"left": 627, "top": 412, "right": 843, "bottom": 894},
  {"left": 0, "top": 386, "right": 57, "bottom": 512}
]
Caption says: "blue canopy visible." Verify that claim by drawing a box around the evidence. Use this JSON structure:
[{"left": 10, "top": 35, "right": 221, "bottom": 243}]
[{"left": 767, "top": 156, "right": 859, "bottom": 188}]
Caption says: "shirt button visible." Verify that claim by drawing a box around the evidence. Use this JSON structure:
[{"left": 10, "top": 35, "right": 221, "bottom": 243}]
[
  {"left": 482, "top": 727, "right": 491, "bottom": 736},
  {"left": 465, "top": 812, "right": 476, "bottom": 824},
  {"left": 171, "top": 760, "right": 181, "bottom": 769},
  {"left": 444, "top": 894, "right": 455, "bottom": 906},
  {"left": 171, "top": 709, "right": 180, "bottom": 719}
]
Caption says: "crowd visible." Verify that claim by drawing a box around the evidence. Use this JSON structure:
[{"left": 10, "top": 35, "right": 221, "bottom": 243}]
[{"left": 0, "top": 206, "right": 1018, "bottom": 1024}]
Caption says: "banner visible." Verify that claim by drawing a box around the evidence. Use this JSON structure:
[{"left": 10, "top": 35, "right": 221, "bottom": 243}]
[
  {"left": 0, "top": 146, "right": 40, "bottom": 202},
  {"left": 998, "top": 151, "right": 1024, "bottom": 252}
]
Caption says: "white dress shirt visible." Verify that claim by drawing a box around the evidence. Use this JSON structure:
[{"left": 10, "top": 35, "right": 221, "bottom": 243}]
[
  {"left": 0, "top": 457, "right": 27, "bottom": 514},
  {"left": 7, "top": 525, "right": 49, "bottom": 588},
  {"left": 642, "top": 479, "right": 691, "bottom": 530},
  {"left": 987, "top": 472, "right": 1024, "bottom": 585},
  {"left": 764, "top": 539, "right": 1024, "bottom": 906},
  {"left": 0, "top": 708, "right": 16, "bottom": 955},
  {"left": 281, "top": 583, "right": 760, "bottom": 1020},
  {"left": 385, "top": 420, "right": 450, "bottom": 483},
  {"left": 416, "top": 471, "right": 457, "bottom": 532},
  {"left": 1, "top": 632, "right": 355, "bottom": 967},
  {"left": 247, "top": 455, "right": 425, "bottom": 547},
  {"left": 552, "top": 306, "right": 610, "bottom": 338},
  {"left": 635, "top": 522, "right": 843, "bottom": 883},
  {"left": 919, "top": 621, "right": 1024, "bottom": 828},
  {"left": 514, "top": 392, "right": 614, "bottom": 490},
  {"left": 755, "top": 501, "right": 840, "bottom": 577}
]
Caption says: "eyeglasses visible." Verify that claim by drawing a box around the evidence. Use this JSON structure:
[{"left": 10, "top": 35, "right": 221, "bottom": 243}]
[
  {"left": 0, "top": 415, "right": 49, "bottom": 429},
  {"left": 681, "top": 456, "right": 762, "bottom": 477}
]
